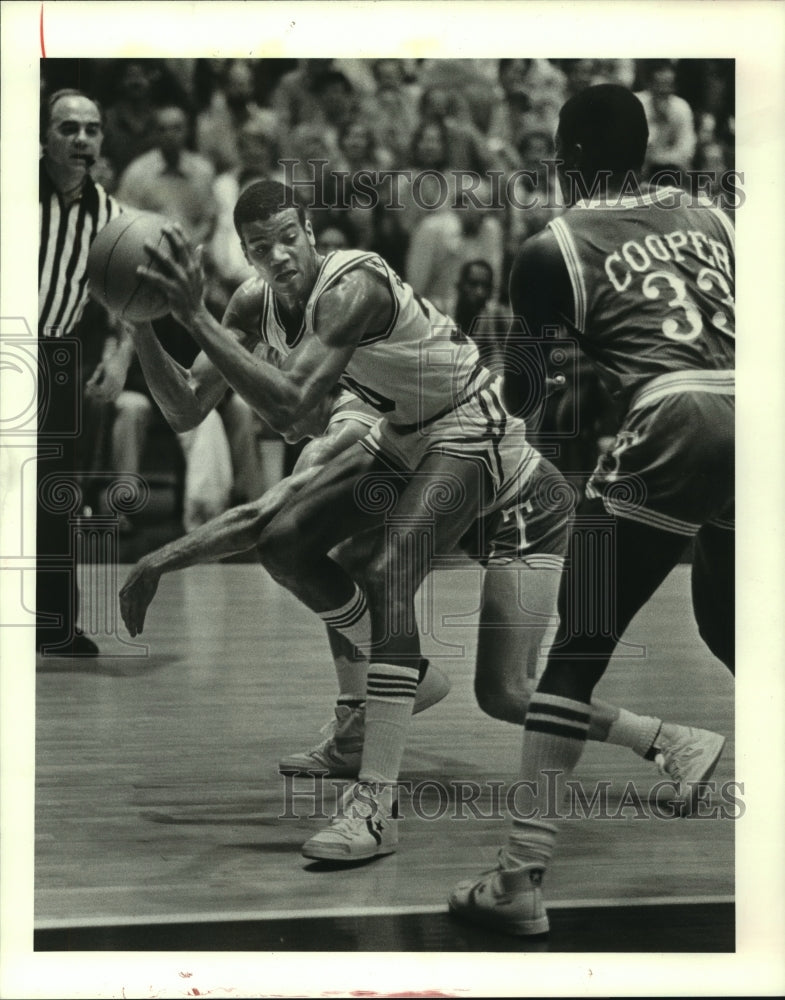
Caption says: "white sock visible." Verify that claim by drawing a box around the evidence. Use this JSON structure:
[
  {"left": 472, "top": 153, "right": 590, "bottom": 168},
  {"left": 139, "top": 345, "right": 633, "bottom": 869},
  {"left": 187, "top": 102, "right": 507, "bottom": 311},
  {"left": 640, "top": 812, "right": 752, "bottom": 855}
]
[
  {"left": 325, "top": 626, "right": 368, "bottom": 704},
  {"left": 317, "top": 584, "right": 371, "bottom": 654},
  {"left": 359, "top": 663, "right": 419, "bottom": 783},
  {"left": 507, "top": 693, "right": 590, "bottom": 870},
  {"left": 607, "top": 709, "right": 662, "bottom": 758}
]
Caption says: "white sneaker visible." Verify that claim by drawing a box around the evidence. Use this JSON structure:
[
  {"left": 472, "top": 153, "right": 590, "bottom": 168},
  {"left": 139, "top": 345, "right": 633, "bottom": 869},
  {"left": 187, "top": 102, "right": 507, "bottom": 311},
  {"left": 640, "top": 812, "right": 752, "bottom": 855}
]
[
  {"left": 654, "top": 724, "right": 726, "bottom": 817},
  {"left": 278, "top": 704, "right": 364, "bottom": 777},
  {"left": 449, "top": 850, "right": 550, "bottom": 936},
  {"left": 301, "top": 781, "right": 398, "bottom": 861},
  {"left": 278, "top": 663, "right": 450, "bottom": 777}
]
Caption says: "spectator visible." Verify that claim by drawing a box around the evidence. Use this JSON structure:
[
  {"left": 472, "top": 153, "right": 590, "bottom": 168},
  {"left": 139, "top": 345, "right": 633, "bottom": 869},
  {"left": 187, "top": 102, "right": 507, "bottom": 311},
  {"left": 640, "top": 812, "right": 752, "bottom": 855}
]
[
  {"left": 117, "top": 102, "right": 263, "bottom": 529},
  {"left": 117, "top": 101, "right": 217, "bottom": 244},
  {"left": 694, "top": 141, "right": 730, "bottom": 206},
  {"left": 196, "top": 59, "right": 272, "bottom": 174},
  {"left": 312, "top": 212, "right": 359, "bottom": 255},
  {"left": 333, "top": 119, "right": 392, "bottom": 248},
  {"left": 210, "top": 115, "right": 285, "bottom": 302},
  {"left": 418, "top": 85, "right": 492, "bottom": 174},
  {"left": 636, "top": 61, "right": 697, "bottom": 177},
  {"left": 417, "top": 59, "right": 498, "bottom": 133},
  {"left": 489, "top": 59, "right": 567, "bottom": 151},
  {"left": 397, "top": 118, "right": 455, "bottom": 238},
  {"left": 366, "top": 59, "right": 420, "bottom": 162},
  {"left": 272, "top": 59, "right": 335, "bottom": 152},
  {"left": 317, "top": 69, "right": 359, "bottom": 142},
  {"left": 563, "top": 59, "right": 599, "bottom": 97},
  {"left": 450, "top": 259, "right": 510, "bottom": 371},
  {"left": 405, "top": 180, "right": 504, "bottom": 313},
  {"left": 284, "top": 123, "right": 341, "bottom": 232},
  {"left": 101, "top": 61, "right": 158, "bottom": 181}
]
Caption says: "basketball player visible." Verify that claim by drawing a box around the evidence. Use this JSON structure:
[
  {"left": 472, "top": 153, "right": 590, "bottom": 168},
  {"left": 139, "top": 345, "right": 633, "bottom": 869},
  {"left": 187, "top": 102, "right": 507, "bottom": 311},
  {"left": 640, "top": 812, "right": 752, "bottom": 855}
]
[
  {"left": 122, "top": 180, "right": 722, "bottom": 857},
  {"left": 125, "top": 183, "right": 562, "bottom": 866},
  {"left": 119, "top": 378, "right": 718, "bottom": 793},
  {"left": 450, "top": 84, "right": 734, "bottom": 936}
]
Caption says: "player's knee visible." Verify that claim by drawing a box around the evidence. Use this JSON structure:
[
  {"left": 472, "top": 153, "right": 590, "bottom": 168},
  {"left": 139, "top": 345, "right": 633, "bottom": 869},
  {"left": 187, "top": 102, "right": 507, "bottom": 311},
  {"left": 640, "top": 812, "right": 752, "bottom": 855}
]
[
  {"left": 360, "top": 548, "right": 388, "bottom": 595},
  {"left": 474, "top": 673, "right": 532, "bottom": 721},
  {"left": 256, "top": 517, "right": 304, "bottom": 584},
  {"left": 332, "top": 535, "right": 375, "bottom": 584}
]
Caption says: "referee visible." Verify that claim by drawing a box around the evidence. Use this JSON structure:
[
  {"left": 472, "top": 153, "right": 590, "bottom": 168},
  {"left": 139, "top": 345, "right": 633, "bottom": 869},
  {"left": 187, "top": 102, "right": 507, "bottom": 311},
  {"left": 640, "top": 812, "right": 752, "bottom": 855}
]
[{"left": 38, "top": 89, "right": 133, "bottom": 655}]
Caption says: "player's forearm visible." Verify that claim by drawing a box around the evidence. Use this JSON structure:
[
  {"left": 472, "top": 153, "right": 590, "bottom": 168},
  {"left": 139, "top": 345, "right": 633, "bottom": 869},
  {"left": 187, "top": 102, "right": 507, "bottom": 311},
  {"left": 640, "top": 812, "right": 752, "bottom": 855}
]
[
  {"left": 103, "top": 316, "right": 135, "bottom": 363},
  {"left": 128, "top": 322, "right": 207, "bottom": 432},
  {"left": 184, "top": 305, "right": 307, "bottom": 430},
  {"left": 139, "top": 468, "right": 319, "bottom": 576}
]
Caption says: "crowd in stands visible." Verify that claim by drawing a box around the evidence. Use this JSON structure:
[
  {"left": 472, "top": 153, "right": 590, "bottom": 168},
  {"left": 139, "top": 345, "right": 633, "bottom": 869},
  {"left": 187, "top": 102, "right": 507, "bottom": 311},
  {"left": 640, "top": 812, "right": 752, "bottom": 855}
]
[{"left": 41, "top": 57, "right": 735, "bottom": 537}]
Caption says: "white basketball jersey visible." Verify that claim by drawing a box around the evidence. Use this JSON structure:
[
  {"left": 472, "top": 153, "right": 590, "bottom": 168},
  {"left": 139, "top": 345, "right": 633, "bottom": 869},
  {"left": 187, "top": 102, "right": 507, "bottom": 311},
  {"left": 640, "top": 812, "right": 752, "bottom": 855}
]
[{"left": 257, "top": 250, "right": 487, "bottom": 426}]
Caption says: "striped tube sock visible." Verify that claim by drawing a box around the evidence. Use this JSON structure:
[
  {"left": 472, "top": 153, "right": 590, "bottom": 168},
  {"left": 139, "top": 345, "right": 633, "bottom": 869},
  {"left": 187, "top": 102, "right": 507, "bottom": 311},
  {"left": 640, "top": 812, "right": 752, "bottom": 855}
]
[
  {"left": 607, "top": 709, "right": 663, "bottom": 758},
  {"left": 317, "top": 585, "right": 371, "bottom": 654},
  {"left": 359, "top": 663, "right": 420, "bottom": 783},
  {"left": 506, "top": 693, "right": 590, "bottom": 870}
]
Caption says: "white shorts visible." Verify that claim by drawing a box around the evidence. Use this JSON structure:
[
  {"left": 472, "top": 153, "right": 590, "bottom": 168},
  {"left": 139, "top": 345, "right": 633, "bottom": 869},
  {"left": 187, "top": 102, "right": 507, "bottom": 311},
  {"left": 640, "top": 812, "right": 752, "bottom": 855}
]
[
  {"left": 359, "top": 378, "right": 539, "bottom": 509},
  {"left": 327, "top": 391, "right": 381, "bottom": 433}
]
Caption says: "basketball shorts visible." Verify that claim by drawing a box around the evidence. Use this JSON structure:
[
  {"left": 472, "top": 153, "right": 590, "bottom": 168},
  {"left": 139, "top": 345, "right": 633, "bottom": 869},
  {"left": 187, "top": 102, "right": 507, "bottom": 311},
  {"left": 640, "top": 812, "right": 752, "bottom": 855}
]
[
  {"left": 458, "top": 456, "right": 572, "bottom": 569},
  {"left": 327, "top": 391, "right": 380, "bottom": 433},
  {"left": 586, "top": 371, "right": 734, "bottom": 537},
  {"left": 359, "top": 379, "right": 538, "bottom": 508}
]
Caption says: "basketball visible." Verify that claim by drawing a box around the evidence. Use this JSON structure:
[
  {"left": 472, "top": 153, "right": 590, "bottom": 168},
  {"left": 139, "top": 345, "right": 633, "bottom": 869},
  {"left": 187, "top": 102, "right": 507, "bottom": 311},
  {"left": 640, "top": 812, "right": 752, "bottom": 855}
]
[{"left": 87, "top": 212, "right": 175, "bottom": 322}]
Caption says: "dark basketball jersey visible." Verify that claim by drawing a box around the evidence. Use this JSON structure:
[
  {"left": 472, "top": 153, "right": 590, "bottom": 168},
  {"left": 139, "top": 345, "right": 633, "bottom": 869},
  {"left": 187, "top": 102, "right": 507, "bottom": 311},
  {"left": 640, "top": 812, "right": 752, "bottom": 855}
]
[{"left": 548, "top": 186, "right": 735, "bottom": 412}]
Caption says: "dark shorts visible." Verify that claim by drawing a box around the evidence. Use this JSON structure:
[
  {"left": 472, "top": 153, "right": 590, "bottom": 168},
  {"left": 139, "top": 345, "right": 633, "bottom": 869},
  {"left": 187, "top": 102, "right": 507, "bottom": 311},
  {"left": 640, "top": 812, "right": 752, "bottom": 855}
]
[{"left": 586, "top": 386, "right": 734, "bottom": 536}]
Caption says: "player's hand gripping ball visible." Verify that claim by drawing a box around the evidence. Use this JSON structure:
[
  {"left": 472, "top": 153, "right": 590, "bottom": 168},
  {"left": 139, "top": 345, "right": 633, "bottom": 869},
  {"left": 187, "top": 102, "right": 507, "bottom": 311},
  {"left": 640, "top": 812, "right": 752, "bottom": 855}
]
[{"left": 87, "top": 213, "right": 177, "bottom": 322}]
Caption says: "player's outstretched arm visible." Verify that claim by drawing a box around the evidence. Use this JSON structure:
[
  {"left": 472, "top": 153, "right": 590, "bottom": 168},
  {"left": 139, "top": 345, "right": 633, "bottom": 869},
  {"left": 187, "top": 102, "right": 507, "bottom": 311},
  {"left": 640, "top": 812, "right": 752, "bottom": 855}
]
[
  {"left": 119, "top": 468, "right": 315, "bottom": 636},
  {"left": 118, "top": 414, "right": 371, "bottom": 636}
]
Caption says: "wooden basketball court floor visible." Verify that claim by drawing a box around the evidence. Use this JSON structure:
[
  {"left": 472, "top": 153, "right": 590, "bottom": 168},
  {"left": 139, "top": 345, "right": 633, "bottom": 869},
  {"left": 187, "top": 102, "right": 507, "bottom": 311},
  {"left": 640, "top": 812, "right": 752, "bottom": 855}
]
[{"left": 33, "top": 560, "right": 735, "bottom": 953}]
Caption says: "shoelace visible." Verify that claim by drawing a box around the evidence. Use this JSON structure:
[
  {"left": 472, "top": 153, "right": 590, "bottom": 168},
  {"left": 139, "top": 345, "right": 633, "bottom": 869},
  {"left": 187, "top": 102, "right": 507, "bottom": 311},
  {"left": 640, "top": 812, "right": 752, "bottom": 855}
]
[
  {"left": 326, "top": 813, "right": 369, "bottom": 837},
  {"left": 656, "top": 744, "right": 700, "bottom": 781}
]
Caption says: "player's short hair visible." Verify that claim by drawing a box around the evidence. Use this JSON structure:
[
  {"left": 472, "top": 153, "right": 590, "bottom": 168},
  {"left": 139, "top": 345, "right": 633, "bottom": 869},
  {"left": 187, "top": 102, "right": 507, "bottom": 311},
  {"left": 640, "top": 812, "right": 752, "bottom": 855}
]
[
  {"left": 40, "top": 88, "right": 103, "bottom": 139},
  {"left": 233, "top": 180, "right": 308, "bottom": 236},
  {"left": 459, "top": 259, "right": 494, "bottom": 285},
  {"left": 558, "top": 84, "right": 649, "bottom": 173}
]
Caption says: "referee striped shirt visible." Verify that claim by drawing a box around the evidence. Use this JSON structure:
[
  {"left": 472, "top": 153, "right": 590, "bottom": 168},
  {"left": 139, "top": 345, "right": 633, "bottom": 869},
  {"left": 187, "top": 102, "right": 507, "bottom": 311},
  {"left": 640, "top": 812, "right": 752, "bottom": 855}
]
[{"left": 38, "top": 158, "right": 120, "bottom": 338}]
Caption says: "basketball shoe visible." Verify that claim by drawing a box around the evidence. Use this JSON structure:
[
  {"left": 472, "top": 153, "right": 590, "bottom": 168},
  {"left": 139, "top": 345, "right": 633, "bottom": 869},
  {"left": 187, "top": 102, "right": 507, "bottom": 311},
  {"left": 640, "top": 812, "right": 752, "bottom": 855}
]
[
  {"left": 651, "top": 724, "right": 726, "bottom": 816},
  {"left": 301, "top": 780, "right": 398, "bottom": 861},
  {"left": 448, "top": 849, "right": 550, "bottom": 936},
  {"left": 278, "top": 661, "right": 450, "bottom": 777}
]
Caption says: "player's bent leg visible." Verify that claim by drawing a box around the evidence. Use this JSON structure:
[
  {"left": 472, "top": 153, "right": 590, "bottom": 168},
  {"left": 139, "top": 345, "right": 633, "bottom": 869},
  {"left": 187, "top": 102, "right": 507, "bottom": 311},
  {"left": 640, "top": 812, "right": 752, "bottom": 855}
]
[
  {"left": 537, "top": 500, "right": 691, "bottom": 702},
  {"left": 473, "top": 562, "right": 636, "bottom": 743},
  {"left": 256, "top": 442, "right": 390, "bottom": 610},
  {"left": 302, "top": 454, "right": 488, "bottom": 861},
  {"left": 452, "top": 504, "right": 717, "bottom": 931},
  {"left": 691, "top": 522, "right": 735, "bottom": 673},
  {"left": 274, "top": 477, "right": 448, "bottom": 782},
  {"left": 474, "top": 562, "right": 560, "bottom": 724}
]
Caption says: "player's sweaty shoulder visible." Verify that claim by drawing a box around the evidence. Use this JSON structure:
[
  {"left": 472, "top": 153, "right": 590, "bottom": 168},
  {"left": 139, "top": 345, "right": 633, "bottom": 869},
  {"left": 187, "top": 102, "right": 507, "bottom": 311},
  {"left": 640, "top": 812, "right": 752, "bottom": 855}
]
[
  {"left": 313, "top": 265, "right": 394, "bottom": 346},
  {"left": 222, "top": 276, "right": 267, "bottom": 344}
]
